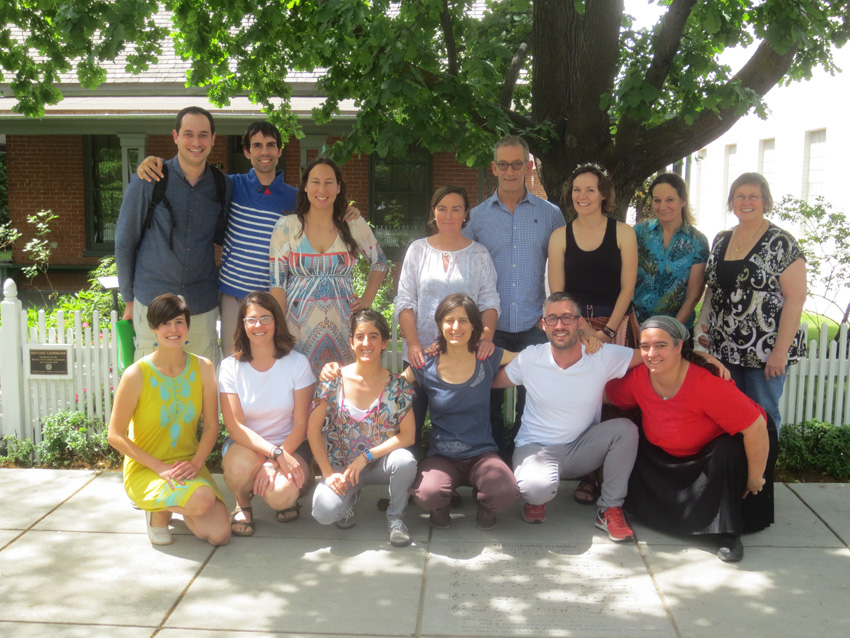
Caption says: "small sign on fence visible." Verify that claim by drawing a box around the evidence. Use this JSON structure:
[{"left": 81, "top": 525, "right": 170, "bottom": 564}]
[{"left": 25, "top": 344, "right": 74, "bottom": 379}]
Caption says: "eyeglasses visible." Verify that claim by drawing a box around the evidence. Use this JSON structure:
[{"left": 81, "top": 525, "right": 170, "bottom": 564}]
[
  {"left": 495, "top": 160, "right": 527, "bottom": 172},
  {"left": 543, "top": 313, "right": 579, "bottom": 326},
  {"left": 243, "top": 315, "right": 273, "bottom": 326},
  {"left": 734, "top": 194, "right": 763, "bottom": 203}
]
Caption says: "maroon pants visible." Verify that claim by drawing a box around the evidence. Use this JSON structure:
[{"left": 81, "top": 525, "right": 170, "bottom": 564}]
[{"left": 410, "top": 452, "right": 520, "bottom": 517}]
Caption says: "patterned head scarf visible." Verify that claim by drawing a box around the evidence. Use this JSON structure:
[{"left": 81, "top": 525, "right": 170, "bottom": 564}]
[{"left": 640, "top": 315, "right": 690, "bottom": 343}]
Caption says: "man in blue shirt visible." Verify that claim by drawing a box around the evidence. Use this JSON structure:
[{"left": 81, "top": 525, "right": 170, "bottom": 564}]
[
  {"left": 116, "top": 106, "right": 233, "bottom": 363},
  {"left": 463, "top": 135, "right": 565, "bottom": 460}
]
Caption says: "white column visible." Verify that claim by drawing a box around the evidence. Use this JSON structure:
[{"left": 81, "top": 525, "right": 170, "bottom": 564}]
[{"left": 0, "top": 279, "right": 25, "bottom": 438}]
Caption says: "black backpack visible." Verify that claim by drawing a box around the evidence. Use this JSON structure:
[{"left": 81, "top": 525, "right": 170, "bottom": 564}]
[{"left": 141, "top": 163, "right": 228, "bottom": 249}]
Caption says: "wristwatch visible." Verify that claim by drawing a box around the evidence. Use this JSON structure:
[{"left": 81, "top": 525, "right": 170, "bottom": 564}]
[
  {"left": 270, "top": 446, "right": 283, "bottom": 460},
  {"left": 362, "top": 449, "right": 374, "bottom": 463}
]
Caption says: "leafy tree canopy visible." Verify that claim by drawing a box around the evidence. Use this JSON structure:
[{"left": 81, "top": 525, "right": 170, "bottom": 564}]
[{"left": 2, "top": 0, "right": 848, "bottom": 217}]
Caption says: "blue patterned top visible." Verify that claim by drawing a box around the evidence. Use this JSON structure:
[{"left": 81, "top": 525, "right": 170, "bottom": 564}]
[
  {"left": 464, "top": 190, "right": 564, "bottom": 333},
  {"left": 634, "top": 219, "right": 709, "bottom": 330}
]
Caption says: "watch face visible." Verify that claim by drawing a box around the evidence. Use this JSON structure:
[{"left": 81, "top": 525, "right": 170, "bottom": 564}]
[{"left": 273, "top": 447, "right": 282, "bottom": 456}]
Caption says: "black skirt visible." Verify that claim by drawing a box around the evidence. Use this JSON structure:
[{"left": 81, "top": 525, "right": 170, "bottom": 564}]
[{"left": 625, "top": 416, "right": 779, "bottom": 536}]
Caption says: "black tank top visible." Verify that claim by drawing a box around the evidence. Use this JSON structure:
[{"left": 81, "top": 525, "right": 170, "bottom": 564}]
[{"left": 563, "top": 216, "right": 622, "bottom": 314}]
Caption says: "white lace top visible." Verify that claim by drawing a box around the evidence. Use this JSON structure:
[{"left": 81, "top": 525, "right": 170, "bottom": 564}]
[{"left": 394, "top": 238, "right": 500, "bottom": 361}]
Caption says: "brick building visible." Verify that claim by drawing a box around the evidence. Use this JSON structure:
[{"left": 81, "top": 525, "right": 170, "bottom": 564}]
[{"left": 0, "top": 51, "right": 549, "bottom": 292}]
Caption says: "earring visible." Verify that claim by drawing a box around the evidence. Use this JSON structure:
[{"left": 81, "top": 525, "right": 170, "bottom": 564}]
[
  {"left": 185, "top": 340, "right": 190, "bottom": 345},
  {"left": 153, "top": 341, "right": 158, "bottom": 347}
]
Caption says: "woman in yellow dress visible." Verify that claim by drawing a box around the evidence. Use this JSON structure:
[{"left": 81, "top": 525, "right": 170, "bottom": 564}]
[{"left": 108, "top": 294, "right": 230, "bottom": 546}]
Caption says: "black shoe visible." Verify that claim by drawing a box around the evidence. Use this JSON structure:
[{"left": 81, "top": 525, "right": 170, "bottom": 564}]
[{"left": 717, "top": 534, "right": 744, "bottom": 562}]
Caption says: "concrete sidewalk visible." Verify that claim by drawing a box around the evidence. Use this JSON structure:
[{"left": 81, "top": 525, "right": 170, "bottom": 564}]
[{"left": 0, "top": 469, "right": 848, "bottom": 638}]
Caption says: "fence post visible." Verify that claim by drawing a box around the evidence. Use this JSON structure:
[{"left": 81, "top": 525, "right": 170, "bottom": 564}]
[{"left": 0, "top": 279, "right": 25, "bottom": 438}]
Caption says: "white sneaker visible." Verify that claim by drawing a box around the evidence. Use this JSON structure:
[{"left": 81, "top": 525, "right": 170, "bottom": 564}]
[
  {"left": 335, "top": 490, "right": 362, "bottom": 529},
  {"left": 388, "top": 518, "right": 411, "bottom": 547}
]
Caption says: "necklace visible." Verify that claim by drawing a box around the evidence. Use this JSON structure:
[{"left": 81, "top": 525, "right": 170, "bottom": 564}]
[
  {"left": 654, "top": 361, "right": 687, "bottom": 400},
  {"left": 732, "top": 220, "right": 766, "bottom": 255}
]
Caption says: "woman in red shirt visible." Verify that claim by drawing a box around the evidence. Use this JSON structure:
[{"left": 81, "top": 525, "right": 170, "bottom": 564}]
[{"left": 606, "top": 315, "right": 777, "bottom": 562}]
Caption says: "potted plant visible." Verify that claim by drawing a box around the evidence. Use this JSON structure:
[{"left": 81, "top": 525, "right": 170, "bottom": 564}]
[{"left": 0, "top": 221, "right": 21, "bottom": 261}]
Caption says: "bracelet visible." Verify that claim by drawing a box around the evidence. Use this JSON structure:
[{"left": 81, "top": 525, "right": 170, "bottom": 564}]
[
  {"left": 362, "top": 449, "right": 374, "bottom": 463},
  {"left": 602, "top": 326, "right": 617, "bottom": 340},
  {"left": 263, "top": 462, "right": 276, "bottom": 469}
]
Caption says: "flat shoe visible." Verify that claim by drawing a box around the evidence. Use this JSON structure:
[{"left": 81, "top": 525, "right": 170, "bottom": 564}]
[
  {"left": 574, "top": 477, "right": 599, "bottom": 505},
  {"left": 717, "top": 534, "right": 744, "bottom": 562},
  {"left": 145, "top": 511, "right": 174, "bottom": 546},
  {"left": 230, "top": 506, "right": 254, "bottom": 537}
]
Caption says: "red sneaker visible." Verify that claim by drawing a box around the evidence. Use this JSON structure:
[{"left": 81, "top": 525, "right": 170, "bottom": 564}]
[
  {"left": 522, "top": 502, "right": 546, "bottom": 524},
  {"left": 595, "top": 507, "right": 634, "bottom": 542}
]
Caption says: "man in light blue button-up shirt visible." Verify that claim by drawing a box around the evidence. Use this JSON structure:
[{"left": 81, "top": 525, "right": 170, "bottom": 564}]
[{"left": 464, "top": 136, "right": 565, "bottom": 460}]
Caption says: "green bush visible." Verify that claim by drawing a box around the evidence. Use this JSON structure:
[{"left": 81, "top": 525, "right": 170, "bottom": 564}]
[
  {"left": 0, "top": 434, "right": 36, "bottom": 467},
  {"left": 778, "top": 420, "right": 850, "bottom": 480},
  {"left": 352, "top": 255, "right": 396, "bottom": 325},
  {"left": 38, "top": 411, "right": 120, "bottom": 468}
]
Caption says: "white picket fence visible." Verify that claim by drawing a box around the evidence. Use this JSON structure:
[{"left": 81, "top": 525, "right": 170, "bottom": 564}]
[
  {"left": 781, "top": 323, "right": 850, "bottom": 427},
  {"left": 0, "top": 279, "right": 119, "bottom": 443},
  {"left": 1, "top": 275, "right": 846, "bottom": 445}
]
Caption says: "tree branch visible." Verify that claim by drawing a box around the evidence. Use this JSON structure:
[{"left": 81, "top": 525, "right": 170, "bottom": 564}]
[
  {"left": 632, "top": 38, "right": 798, "bottom": 175},
  {"left": 440, "top": 0, "right": 459, "bottom": 76},
  {"left": 500, "top": 40, "right": 529, "bottom": 109},
  {"left": 615, "top": 0, "right": 697, "bottom": 150}
]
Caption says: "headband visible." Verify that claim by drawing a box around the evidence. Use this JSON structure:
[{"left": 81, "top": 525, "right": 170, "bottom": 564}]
[{"left": 640, "top": 315, "right": 690, "bottom": 342}]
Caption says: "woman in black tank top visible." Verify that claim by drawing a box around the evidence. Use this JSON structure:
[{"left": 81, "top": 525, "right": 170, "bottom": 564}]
[{"left": 547, "top": 164, "right": 638, "bottom": 347}]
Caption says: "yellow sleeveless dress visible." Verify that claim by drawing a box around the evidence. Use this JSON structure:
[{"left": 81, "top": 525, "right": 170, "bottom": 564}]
[{"left": 123, "top": 354, "right": 222, "bottom": 511}]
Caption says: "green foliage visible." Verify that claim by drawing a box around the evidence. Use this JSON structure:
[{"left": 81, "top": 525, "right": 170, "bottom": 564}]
[
  {"left": 3, "top": 2, "right": 849, "bottom": 215},
  {"left": 779, "top": 420, "right": 850, "bottom": 480},
  {"left": 21, "top": 209, "right": 57, "bottom": 281},
  {"left": 0, "top": 219, "right": 21, "bottom": 251},
  {"left": 768, "top": 196, "right": 850, "bottom": 324},
  {"left": 202, "top": 415, "right": 230, "bottom": 473},
  {"left": 352, "top": 255, "right": 396, "bottom": 326},
  {"left": 38, "top": 411, "right": 121, "bottom": 468},
  {"left": 0, "top": 434, "right": 36, "bottom": 467}
]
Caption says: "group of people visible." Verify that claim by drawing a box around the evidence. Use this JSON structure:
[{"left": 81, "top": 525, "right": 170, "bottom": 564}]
[{"left": 109, "top": 110, "right": 804, "bottom": 563}]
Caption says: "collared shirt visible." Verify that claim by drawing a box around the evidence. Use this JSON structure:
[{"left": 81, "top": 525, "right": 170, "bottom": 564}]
[
  {"left": 115, "top": 156, "right": 233, "bottom": 314},
  {"left": 464, "top": 189, "right": 564, "bottom": 333},
  {"left": 633, "top": 219, "right": 709, "bottom": 330},
  {"left": 218, "top": 169, "right": 297, "bottom": 298}
]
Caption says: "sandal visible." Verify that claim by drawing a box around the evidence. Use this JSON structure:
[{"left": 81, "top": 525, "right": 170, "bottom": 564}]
[
  {"left": 230, "top": 506, "right": 254, "bottom": 537},
  {"left": 145, "top": 510, "right": 174, "bottom": 546},
  {"left": 574, "top": 477, "right": 599, "bottom": 505},
  {"left": 276, "top": 501, "right": 301, "bottom": 523}
]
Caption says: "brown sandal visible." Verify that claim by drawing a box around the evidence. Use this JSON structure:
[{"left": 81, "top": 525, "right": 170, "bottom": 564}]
[
  {"left": 230, "top": 506, "right": 254, "bottom": 536},
  {"left": 276, "top": 501, "right": 301, "bottom": 523},
  {"left": 574, "top": 478, "right": 599, "bottom": 505}
]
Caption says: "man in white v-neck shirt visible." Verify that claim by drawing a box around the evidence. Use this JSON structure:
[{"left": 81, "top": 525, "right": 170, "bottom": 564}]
[{"left": 493, "top": 291, "right": 641, "bottom": 542}]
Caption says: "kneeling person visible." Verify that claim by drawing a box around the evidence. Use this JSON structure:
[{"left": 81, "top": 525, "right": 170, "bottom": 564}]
[
  {"left": 493, "top": 292, "right": 641, "bottom": 542},
  {"left": 308, "top": 310, "right": 417, "bottom": 547}
]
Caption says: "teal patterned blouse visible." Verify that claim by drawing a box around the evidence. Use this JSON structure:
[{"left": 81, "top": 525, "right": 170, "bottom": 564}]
[{"left": 634, "top": 219, "right": 709, "bottom": 331}]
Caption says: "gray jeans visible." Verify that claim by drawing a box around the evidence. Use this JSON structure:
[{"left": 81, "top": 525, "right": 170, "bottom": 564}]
[
  {"left": 513, "top": 418, "right": 638, "bottom": 508},
  {"left": 312, "top": 448, "right": 417, "bottom": 522}
]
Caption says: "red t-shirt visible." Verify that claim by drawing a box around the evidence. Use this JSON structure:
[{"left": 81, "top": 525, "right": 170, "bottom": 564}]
[{"left": 605, "top": 363, "right": 766, "bottom": 457}]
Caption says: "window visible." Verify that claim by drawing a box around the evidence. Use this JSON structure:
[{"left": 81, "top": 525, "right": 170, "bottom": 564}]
[
  {"left": 370, "top": 147, "right": 432, "bottom": 256},
  {"left": 802, "top": 129, "right": 826, "bottom": 203},
  {"left": 84, "top": 135, "right": 123, "bottom": 251},
  {"left": 758, "top": 138, "right": 776, "bottom": 185}
]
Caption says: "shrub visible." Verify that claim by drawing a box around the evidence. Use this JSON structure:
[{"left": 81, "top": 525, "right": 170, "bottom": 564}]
[
  {"left": 778, "top": 420, "right": 850, "bottom": 480},
  {"left": 38, "top": 411, "right": 121, "bottom": 468},
  {"left": 0, "top": 434, "right": 36, "bottom": 467}
]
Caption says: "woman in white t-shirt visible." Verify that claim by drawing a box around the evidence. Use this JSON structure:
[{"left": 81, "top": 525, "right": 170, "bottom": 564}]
[{"left": 219, "top": 291, "right": 316, "bottom": 536}]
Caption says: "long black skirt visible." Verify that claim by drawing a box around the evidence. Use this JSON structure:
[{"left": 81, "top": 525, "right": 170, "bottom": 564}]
[{"left": 624, "top": 416, "right": 779, "bottom": 536}]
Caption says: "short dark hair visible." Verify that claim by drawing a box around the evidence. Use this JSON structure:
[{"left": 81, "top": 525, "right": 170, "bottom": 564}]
[
  {"left": 562, "top": 164, "right": 616, "bottom": 215},
  {"left": 242, "top": 121, "right": 282, "bottom": 151},
  {"left": 428, "top": 185, "right": 471, "bottom": 231},
  {"left": 542, "top": 291, "right": 581, "bottom": 317},
  {"left": 175, "top": 106, "right": 215, "bottom": 135},
  {"left": 349, "top": 308, "right": 390, "bottom": 343},
  {"left": 147, "top": 294, "right": 190, "bottom": 330},
  {"left": 648, "top": 173, "right": 694, "bottom": 224},
  {"left": 434, "top": 293, "right": 483, "bottom": 353},
  {"left": 727, "top": 172, "right": 774, "bottom": 212},
  {"left": 231, "top": 291, "right": 296, "bottom": 361}
]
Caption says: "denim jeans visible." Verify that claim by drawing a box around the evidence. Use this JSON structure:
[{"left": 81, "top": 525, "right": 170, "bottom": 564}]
[
  {"left": 726, "top": 363, "right": 786, "bottom": 434},
  {"left": 490, "top": 326, "right": 549, "bottom": 461}
]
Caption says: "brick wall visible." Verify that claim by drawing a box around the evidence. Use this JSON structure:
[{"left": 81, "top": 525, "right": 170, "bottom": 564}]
[{"left": 433, "top": 152, "right": 481, "bottom": 207}]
